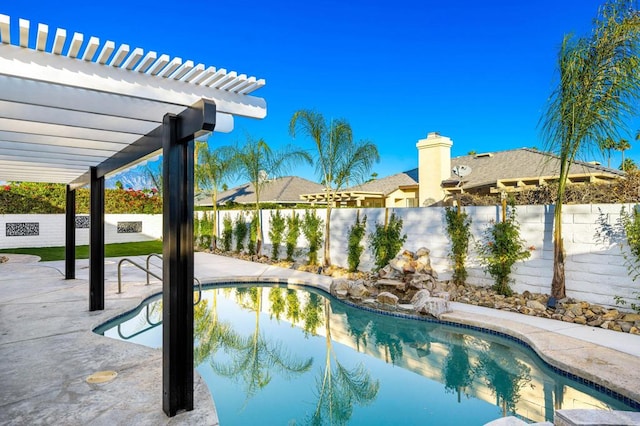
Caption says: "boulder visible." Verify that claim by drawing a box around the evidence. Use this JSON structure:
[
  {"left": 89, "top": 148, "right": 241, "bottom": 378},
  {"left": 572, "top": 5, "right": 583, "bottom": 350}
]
[
  {"left": 414, "top": 296, "right": 451, "bottom": 318},
  {"left": 526, "top": 300, "right": 547, "bottom": 311},
  {"left": 415, "top": 247, "right": 430, "bottom": 257},
  {"left": 377, "top": 292, "right": 399, "bottom": 305},
  {"left": 378, "top": 265, "right": 403, "bottom": 280},
  {"left": 348, "top": 282, "right": 371, "bottom": 298},
  {"left": 411, "top": 289, "right": 431, "bottom": 305},
  {"left": 377, "top": 279, "right": 406, "bottom": 292},
  {"left": 389, "top": 257, "right": 413, "bottom": 274},
  {"left": 623, "top": 313, "right": 640, "bottom": 322},
  {"left": 602, "top": 310, "right": 620, "bottom": 321},
  {"left": 330, "top": 279, "right": 350, "bottom": 296},
  {"left": 335, "top": 290, "right": 348, "bottom": 298}
]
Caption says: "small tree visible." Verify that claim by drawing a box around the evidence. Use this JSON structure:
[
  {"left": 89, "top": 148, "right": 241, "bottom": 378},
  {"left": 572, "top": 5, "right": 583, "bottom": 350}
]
[
  {"left": 285, "top": 212, "right": 301, "bottom": 261},
  {"left": 302, "top": 210, "right": 324, "bottom": 265},
  {"left": 269, "top": 210, "right": 287, "bottom": 260},
  {"left": 247, "top": 212, "right": 260, "bottom": 255},
  {"left": 222, "top": 213, "right": 233, "bottom": 252},
  {"left": 368, "top": 212, "right": 407, "bottom": 270},
  {"left": 476, "top": 206, "right": 530, "bottom": 296},
  {"left": 234, "top": 212, "right": 248, "bottom": 253},
  {"left": 347, "top": 212, "right": 367, "bottom": 272},
  {"left": 444, "top": 205, "right": 472, "bottom": 285}
]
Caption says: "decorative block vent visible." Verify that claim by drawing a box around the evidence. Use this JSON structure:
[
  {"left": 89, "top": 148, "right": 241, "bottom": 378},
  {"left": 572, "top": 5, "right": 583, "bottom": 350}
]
[
  {"left": 75, "top": 216, "right": 90, "bottom": 229},
  {"left": 117, "top": 221, "right": 142, "bottom": 233},
  {"left": 6, "top": 222, "right": 39, "bottom": 236}
]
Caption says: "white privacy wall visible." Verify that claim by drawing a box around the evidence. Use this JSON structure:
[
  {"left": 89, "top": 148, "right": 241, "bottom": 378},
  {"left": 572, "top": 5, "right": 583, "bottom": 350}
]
[
  {"left": 213, "top": 204, "right": 638, "bottom": 308},
  {"left": 0, "top": 214, "right": 162, "bottom": 249}
]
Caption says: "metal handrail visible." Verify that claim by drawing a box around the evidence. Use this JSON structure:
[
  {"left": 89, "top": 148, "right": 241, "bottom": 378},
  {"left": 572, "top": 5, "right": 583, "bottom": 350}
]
[
  {"left": 145, "top": 253, "right": 163, "bottom": 285},
  {"left": 118, "top": 258, "right": 162, "bottom": 294},
  {"left": 117, "top": 255, "right": 203, "bottom": 304}
]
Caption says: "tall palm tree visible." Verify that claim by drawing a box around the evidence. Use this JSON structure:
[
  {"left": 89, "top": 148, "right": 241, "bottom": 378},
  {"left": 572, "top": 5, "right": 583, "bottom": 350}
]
[
  {"left": 541, "top": 0, "right": 640, "bottom": 299},
  {"left": 617, "top": 138, "right": 631, "bottom": 166},
  {"left": 195, "top": 144, "right": 236, "bottom": 250},
  {"left": 600, "top": 137, "right": 617, "bottom": 168},
  {"left": 230, "top": 137, "right": 311, "bottom": 256},
  {"left": 289, "top": 110, "right": 379, "bottom": 266},
  {"left": 620, "top": 157, "right": 637, "bottom": 172}
]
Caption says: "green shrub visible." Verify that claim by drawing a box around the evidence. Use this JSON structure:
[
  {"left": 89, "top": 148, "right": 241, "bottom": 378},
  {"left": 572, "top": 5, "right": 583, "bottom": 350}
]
[
  {"left": 476, "top": 206, "right": 530, "bottom": 296},
  {"left": 368, "top": 212, "right": 407, "bottom": 270},
  {"left": 234, "top": 212, "right": 248, "bottom": 253},
  {"left": 347, "top": 212, "right": 367, "bottom": 272},
  {"left": 302, "top": 210, "right": 324, "bottom": 265},
  {"left": 0, "top": 182, "right": 162, "bottom": 214},
  {"left": 269, "top": 210, "right": 286, "bottom": 260},
  {"left": 444, "top": 206, "right": 472, "bottom": 285},
  {"left": 285, "top": 212, "right": 301, "bottom": 261},
  {"left": 222, "top": 213, "right": 233, "bottom": 252}
]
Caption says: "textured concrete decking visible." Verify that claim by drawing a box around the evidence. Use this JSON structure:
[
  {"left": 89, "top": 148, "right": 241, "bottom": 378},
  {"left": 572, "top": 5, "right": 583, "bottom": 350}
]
[{"left": 0, "top": 252, "right": 639, "bottom": 425}]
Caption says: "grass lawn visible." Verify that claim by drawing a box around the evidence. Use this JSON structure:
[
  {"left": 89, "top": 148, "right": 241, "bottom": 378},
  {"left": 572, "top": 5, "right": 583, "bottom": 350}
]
[{"left": 0, "top": 240, "right": 163, "bottom": 262}]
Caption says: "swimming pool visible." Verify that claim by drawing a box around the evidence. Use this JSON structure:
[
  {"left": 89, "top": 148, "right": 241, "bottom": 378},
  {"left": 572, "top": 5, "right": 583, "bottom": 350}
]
[{"left": 95, "top": 283, "right": 638, "bottom": 425}]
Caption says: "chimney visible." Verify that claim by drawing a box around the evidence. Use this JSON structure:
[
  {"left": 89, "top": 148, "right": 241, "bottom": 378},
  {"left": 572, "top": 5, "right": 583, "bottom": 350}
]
[{"left": 416, "top": 132, "right": 453, "bottom": 206}]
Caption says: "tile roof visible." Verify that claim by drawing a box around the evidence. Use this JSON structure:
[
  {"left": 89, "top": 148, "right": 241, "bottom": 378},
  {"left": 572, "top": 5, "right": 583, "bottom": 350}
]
[
  {"left": 196, "top": 176, "right": 325, "bottom": 206},
  {"left": 343, "top": 171, "right": 419, "bottom": 195},
  {"left": 449, "top": 148, "right": 623, "bottom": 190}
]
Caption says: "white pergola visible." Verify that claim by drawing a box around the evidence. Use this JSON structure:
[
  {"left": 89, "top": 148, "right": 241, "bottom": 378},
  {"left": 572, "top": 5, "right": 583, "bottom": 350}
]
[
  {"left": 0, "top": 14, "right": 267, "bottom": 417},
  {"left": 0, "top": 14, "right": 265, "bottom": 185}
]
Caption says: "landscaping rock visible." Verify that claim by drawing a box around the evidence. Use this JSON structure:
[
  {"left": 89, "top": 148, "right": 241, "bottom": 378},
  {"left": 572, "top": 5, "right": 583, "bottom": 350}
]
[
  {"left": 335, "top": 290, "right": 348, "bottom": 298},
  {"left": 526, "top": 300, "right": 547, "bottom": 311},
  {"left": 602, "top": 310, "right": 620, "bottom": 321},
  {"left": 330, "top": 279, "right": 350, "bottom": 296},
  {"left": 377, "top": 279, "right": 406, "bottom": 292},
  {"left": 377, "top": 292, "right": 399, "bottom": 306},
  {"left": 414, "top": 297, "right": 451, "bottom": 318},
  {"left": 348, "top": 282, "right": 370, "bottom": 298},
  {"left": 623, "top": 313, "right": 640, "bottom": 322}
]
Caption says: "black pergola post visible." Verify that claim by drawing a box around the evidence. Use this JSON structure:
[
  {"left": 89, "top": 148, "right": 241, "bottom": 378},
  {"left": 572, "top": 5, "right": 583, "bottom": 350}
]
[
  {"left": 162, "top": 113, "right": 195, "bottom": 416},
  {"left": 65, "top": 184, "right": 76, "bottom": 280},
  {"left": 89, "top": 166, "right": 105, "bottom": 311}
]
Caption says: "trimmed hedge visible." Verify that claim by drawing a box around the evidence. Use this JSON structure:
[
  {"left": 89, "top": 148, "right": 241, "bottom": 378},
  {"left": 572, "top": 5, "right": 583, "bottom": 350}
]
[{"left": 0, "top": 182, "right": 162, "bottom": 214}]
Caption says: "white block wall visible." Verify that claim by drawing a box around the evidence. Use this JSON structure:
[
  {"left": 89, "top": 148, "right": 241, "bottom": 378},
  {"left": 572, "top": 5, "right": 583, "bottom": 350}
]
[
  {"left": 0, "top": 214, "right": 162, "bottom": 249},
  {"left": 209, "top": 204, "right": 639, "bottom": 309}
]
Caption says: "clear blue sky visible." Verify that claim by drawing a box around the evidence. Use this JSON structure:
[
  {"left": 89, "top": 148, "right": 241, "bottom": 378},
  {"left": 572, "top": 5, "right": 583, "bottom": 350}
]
[{"left": 4, "top": 1, "right": 639, "bottom": 187}]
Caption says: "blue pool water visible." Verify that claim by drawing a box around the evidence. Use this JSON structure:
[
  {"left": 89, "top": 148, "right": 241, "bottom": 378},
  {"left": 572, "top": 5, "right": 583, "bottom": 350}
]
[{"left": 95, "top": 284, "right": 638, "bottom": 425}]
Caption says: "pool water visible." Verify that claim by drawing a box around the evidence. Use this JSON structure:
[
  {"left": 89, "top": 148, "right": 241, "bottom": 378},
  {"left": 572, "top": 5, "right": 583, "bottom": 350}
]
[{"left": 96, "top": 284, "right": 637, "bottom": 425}]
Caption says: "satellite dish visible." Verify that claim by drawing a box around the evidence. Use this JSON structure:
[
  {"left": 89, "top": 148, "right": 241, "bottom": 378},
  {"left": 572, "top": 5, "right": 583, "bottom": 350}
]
[
  {"left": 452, "top": 165, "right": 472, "bottom": 178},
  {"left": 258, "top": 170, "right": 269, "bottom": 183}
]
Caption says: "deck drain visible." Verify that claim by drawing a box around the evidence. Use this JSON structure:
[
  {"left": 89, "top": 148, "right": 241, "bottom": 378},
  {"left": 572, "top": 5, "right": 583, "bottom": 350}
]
[{"left": 86, "top": 370, "right": 117, "bottom": 384}]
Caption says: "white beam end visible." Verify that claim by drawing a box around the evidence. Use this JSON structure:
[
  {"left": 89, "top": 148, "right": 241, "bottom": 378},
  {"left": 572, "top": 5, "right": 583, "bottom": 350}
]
[
  {"left": 0, "top": 14, "right": 9, "bottom": 44},
  {"left": 19, "top": 18, "right": 29, "bottom": 48},
  {"left": 36, "top": 23, "right": 48, "bottom": 51}
]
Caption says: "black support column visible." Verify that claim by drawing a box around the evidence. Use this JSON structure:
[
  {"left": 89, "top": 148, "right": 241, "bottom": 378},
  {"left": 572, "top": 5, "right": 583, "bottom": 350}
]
[
  {"left": 89, "top": 166, "right": 105, "bottom": 311},
  {"left": 162, "top": 113, "right": 195, "bottom": 416},
  {"left": 65, "top": 184, "right": 76, "bottom": 279}
]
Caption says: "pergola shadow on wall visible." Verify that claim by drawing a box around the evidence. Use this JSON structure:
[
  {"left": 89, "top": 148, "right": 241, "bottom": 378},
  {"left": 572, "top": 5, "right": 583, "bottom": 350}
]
[{"left": 0, "top": 14, "right": 266, "bottom": 416}]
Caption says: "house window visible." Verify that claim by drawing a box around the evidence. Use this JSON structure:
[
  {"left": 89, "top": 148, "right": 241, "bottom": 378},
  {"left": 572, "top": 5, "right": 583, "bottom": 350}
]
[{"left": 406, "top": 198, "right": 419, "bottom": 208}]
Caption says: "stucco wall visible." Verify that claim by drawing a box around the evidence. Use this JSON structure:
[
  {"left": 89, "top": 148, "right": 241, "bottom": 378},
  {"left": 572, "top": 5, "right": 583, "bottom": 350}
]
[
  {"left": 216, "top": 204, "right": 637, "bottom": 309},
  {"left": 0, "top": 214, "right": 162, "bottom": 249}
]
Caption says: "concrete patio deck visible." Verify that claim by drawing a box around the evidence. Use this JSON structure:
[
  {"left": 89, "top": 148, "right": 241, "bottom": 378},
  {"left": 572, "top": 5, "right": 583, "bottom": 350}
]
[{"left": 0, "top": 252, "right": 639, "bottom": 425}]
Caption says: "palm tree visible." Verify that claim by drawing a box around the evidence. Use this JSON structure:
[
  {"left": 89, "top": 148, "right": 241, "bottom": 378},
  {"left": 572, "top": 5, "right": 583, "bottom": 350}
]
[
  {"left": 541, "top": 0, "right": 640, "bottom": 299},
  {"left": 195, "top": 144, "right": 236, "bottom": 250},
  {"left": 600, "top": 137, "right": 617, "bottom": 168},
  {"left": 289, "top": 110, "right": 380, "bottom": 267},
  {"left": 617, "top": 138, "right": 631, "bottom": 166},
  {"left": 620, "top": 157, "right": 637, "bottom": 172},
  {"left": 229, "top": 137, "right": 311, "bottom": 255}
]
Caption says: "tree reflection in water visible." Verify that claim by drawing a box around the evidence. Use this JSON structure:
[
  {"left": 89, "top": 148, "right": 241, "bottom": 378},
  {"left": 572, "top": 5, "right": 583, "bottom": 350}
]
[
  {"left": 443, "top": 333, "right": 475, "bottom": 402},
  {"left": 477, "top": 341, "right": 532, "bottom": 416},
  {"left": 211, "top": 287, "right": 313, "bottom": 403},
  {"left": 307, "top": 298, "right": 380, "bottom": 426}
]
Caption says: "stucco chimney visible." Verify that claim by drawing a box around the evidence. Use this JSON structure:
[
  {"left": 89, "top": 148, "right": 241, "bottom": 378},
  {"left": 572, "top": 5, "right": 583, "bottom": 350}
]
[{"left": 416, "top": 132, "right": 453, "bottom": 206}]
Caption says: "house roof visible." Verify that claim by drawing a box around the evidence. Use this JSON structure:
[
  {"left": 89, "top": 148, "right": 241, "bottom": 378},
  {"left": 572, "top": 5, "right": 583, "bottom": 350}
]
[
  {"left": 447, "top": 148, "right": 624, "bottom": 191},
  {"left": 196, "top": 176, "right": 325, "bottom": 206},
  {"left": 344, "top": 171, "right": 419, "bottom": 195}
]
